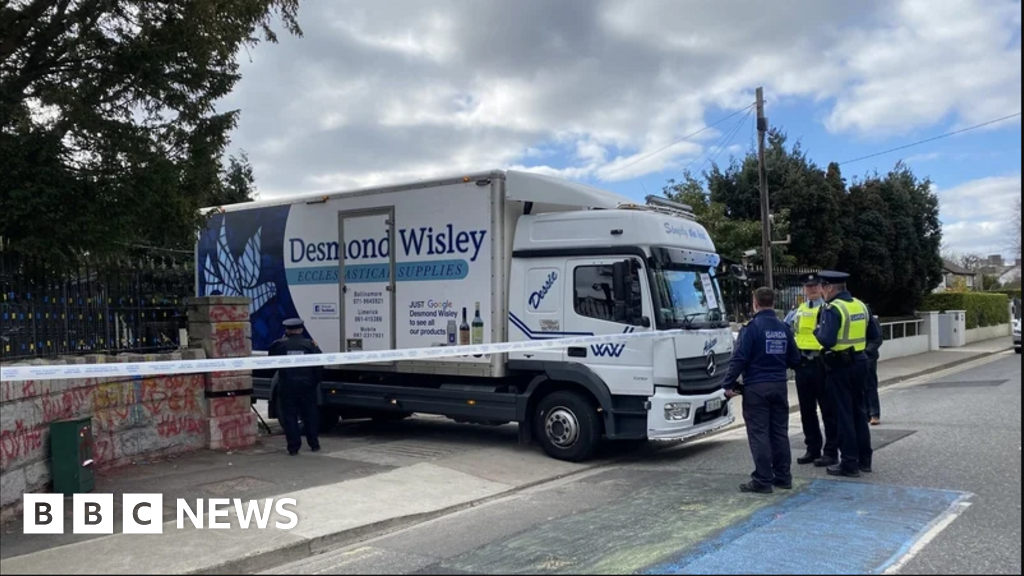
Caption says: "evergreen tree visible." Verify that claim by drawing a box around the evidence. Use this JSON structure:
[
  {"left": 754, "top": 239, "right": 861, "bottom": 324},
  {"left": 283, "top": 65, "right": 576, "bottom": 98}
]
[{"left": 0, "top": 0, "right": 301, "bottom": 262}]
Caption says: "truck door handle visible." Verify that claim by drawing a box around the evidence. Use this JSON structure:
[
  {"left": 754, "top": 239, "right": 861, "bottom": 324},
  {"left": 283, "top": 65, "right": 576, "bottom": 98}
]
[{"left": 568, "top": 347, "right": 587, "bottom": 358}]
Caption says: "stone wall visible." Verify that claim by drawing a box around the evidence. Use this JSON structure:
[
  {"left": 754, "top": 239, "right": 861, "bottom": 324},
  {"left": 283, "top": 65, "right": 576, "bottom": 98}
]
[
  {"left": 0, "top": 296, "right": 256, "bottom": 515},
  {"left": 0, "top": 350, "right": 209, "bottom": 510}
]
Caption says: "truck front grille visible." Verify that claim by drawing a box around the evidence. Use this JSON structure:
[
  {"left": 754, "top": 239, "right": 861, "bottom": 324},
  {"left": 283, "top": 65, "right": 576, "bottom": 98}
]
[{"left": 677, "top": 352, "right": 731, "bottom": 395}]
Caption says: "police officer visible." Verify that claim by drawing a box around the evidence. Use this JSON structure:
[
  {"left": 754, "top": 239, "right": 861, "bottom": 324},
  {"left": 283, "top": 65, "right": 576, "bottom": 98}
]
[
  {"left": 268, "top": 318, "right": 324, "bottom": 456},
  {"left": 865, "top": 313, "right": 884, "bottom": 425},
  {"left": 813, "top": 271, "right": 880, "bottom": 477},
  {"left": 723, "top": 287, "right": 802, "bottom": 494},
  {"left": 785, "top": 273, "right": 839, "bottom": 468}
]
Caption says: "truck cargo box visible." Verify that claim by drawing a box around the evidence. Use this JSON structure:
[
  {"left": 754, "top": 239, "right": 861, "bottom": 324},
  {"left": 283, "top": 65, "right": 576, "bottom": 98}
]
[{"left": 198, "top": 174, "right": 509, "bottom": 377}]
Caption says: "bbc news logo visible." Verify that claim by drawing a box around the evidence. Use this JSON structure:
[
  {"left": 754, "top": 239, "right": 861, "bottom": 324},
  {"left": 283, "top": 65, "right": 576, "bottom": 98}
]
[{"left": 24, "top": 494, "right": 298, "bottom": 534}]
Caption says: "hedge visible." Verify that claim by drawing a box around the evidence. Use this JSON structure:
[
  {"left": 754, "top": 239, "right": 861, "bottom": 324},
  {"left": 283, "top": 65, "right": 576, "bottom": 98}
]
[
  {"left": 919, "top": 293, "right": 1011, "bottom": 329},
  {"left": 987, "top": 289, "right": 1022, "bottom": 301}
]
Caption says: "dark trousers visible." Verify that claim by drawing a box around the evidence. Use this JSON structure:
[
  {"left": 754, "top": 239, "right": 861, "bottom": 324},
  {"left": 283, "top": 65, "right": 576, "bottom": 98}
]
[
  {"left": 865, "top": 358, "right": 880, "bottom": 419},
  {"left": 795, "top": 360, "right": 838, "bottom": 459},
  {"left": 280, "top": 386, "right": 320, "bottom": 454},
  {"left": 743, "top": 381, "right": 792, "bottom": 488},
  {"left": 828, "top": 359, "right": 873, "bottom": 472}
]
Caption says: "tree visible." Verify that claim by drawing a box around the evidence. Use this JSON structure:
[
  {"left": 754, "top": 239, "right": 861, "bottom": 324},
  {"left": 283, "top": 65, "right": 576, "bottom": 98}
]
[
  {"left": 836, "top": 163, "right": 942, "bottom": 315},
  {"left": 663, "top": 171, "right": 794, "bottom": 267},
  {"left": 947, "top": 276, "right": 970, "bottom": 293},
  {"left": 0, "top": 0, "right": 302, "bottom": 263},
  {"left": 983, "top": 275, "right": 1003, "bottom": 291},
  {"left": 664, "top": 138, "right": 944, "bottom": 316},
  {"left": 839, "top": 177, "right": 894, "bottom": 309},
  {"left": 705, "top": 130, "right": 844, "bottom": 269},
  {"left": 207, "top": 150, "right": 258, "bottom": 207}
]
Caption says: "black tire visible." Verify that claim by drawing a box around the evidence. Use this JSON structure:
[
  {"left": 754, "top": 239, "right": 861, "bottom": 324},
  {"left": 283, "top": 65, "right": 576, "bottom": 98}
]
[
  {"left": 1015, "top": 347, "right": 1021, "bottom": 355},
  {"left": 319, "top": 407, "right": 340, "bottom": 433},
  {"left": 272, "top": 393, "right": 284, "bottom": 422},
  {"left": 371, "top": 411, "right": 412, "bottom": 423},
  {"left": 533, "top": 390, "right": 602, "bottom": 462}
]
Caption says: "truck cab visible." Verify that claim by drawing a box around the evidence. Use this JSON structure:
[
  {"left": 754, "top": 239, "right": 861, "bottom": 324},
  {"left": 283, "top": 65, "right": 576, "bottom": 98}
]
[{"left": 505, "top": 200, "right": 737, "bottom": 460}]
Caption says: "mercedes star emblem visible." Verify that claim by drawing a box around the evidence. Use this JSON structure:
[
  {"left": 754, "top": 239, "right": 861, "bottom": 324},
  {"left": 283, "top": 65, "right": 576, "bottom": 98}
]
[{"left": 705, "top": 351, "right": 718, "bottom": 377}]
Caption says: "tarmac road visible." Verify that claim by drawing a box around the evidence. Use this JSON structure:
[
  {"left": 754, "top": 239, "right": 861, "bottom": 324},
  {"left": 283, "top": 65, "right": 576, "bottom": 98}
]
[{"left": 266, "top": 352, "right": 1021, "bottom": 575}]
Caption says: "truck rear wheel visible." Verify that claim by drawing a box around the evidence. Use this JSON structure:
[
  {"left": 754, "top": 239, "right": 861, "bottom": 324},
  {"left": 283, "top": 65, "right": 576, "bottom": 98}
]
[
  {"left": 371, "top": 411, "right": 412, "bottom": 423},
  {"left": 534, "top": 391, "right": 602, "bottom": 462},
  {"left": 319, "top": 407, "right": 340, "bottom": 433}
]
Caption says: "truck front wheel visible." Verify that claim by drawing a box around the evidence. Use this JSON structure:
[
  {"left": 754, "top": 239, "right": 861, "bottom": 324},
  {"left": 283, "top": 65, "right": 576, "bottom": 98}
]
[{"left": 534, "top": 391, "right": 602, "bottom": 462}]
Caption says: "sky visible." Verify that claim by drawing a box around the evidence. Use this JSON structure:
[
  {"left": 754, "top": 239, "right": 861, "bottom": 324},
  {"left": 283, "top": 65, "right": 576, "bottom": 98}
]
[{"left": 216, "top": 0, "right": 1023, "bottom": 260}]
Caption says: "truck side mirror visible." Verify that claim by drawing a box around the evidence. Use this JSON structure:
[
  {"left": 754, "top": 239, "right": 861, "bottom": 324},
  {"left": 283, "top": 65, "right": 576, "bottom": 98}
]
[{"left": 729, "top": 264, "right": 748, "bottom": 282}]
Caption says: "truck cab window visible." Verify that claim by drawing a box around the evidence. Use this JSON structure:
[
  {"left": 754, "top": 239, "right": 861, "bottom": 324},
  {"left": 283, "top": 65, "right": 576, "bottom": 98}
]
[{"left": 574, "top": 264, "right": 643, "bottom": 325}]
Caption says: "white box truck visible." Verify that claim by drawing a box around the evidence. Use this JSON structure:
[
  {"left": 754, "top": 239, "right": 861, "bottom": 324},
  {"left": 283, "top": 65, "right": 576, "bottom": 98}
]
[{"left": 195, "top": 170, "right": 742, "bottom": 461}]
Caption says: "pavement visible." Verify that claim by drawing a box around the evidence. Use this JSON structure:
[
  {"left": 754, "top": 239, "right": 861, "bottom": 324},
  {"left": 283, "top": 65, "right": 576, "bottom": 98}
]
[{"left": 0, "top": 336, "right": 1015, "bottom": 575}]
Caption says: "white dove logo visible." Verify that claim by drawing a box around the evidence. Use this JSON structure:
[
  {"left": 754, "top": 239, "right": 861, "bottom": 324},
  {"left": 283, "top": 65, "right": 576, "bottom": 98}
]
[{"left": 202, "top": 218, "right": 278, "bottom": 314}]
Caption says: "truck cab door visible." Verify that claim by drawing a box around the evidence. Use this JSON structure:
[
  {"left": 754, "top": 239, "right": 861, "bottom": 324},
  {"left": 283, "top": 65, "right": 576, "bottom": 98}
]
[
  {"left": 509, "top": 259, "right": 567, "bottom": 363},
  {"left": 562, "top": 257, "right": 655, "bottom": 396}
]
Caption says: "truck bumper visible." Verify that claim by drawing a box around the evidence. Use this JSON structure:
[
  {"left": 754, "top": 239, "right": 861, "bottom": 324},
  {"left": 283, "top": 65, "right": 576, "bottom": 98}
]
[{"left": 646, "top": 387, "right": 735, "bottom": 441}]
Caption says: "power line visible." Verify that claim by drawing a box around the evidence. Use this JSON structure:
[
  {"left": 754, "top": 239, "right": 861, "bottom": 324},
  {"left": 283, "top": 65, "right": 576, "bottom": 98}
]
[
  {"left": 670, "top": 107, "right": 753, "bottom": 184},
  {"left": 838, "top": 112, "right": 1022, "bottom": 166},
  {"left": 603, "top": 102, "right": 757, "bottom": 178},
  {"left": 699, "top": 108, "right": 755, "bottom": 177}
]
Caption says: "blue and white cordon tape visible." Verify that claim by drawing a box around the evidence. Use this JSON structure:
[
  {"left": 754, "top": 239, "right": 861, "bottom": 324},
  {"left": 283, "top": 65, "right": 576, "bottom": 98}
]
[{"left": 0, "top": 330, "right": 738, "bottom": 383}]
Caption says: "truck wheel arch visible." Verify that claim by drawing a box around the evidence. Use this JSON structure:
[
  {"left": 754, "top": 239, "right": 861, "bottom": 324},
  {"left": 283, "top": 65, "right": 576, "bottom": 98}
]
[{"left": 516, "top": 362, "right": 615, "bottom": 442}]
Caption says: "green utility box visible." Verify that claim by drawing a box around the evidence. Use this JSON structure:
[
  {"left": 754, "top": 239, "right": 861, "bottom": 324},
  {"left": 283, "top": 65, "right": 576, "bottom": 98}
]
[{"left": 50, "top": 417, "right": 96, "bottom": 495}]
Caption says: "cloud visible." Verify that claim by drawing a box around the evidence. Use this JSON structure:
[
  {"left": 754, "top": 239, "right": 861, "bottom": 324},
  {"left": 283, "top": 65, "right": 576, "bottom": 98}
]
[
  {"left": 824, "top": 0, "right": 1022, "bottom": 136},
  {"left": 937, "top": 173, "right": 1021, "bottom": 255},
  {"left": 219, "top": 0, "right": 1022, "bottom": 197}
]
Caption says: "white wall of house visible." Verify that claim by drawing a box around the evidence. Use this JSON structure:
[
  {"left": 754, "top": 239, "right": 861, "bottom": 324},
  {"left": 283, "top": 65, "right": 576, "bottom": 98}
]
[{"left": 934, "top": 272, "right": 977, "bottom": 293}]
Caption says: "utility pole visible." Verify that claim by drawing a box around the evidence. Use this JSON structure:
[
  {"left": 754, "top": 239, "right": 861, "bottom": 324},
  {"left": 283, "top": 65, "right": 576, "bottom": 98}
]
[{"left": 756, "top": 86, "right": 774, "bottom": 289}]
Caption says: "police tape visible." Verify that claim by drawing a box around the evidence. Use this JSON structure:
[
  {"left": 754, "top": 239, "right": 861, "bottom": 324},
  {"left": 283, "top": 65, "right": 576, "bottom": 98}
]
[{"left": 0, "top": 329, "right": 728, "bottom": 383}]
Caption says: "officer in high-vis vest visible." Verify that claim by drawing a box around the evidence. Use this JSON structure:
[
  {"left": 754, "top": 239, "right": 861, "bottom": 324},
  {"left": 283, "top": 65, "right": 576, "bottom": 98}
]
[
  {"left": 786, "top": 273, "right": 839, "bottom": 468},
  {"left": 814, "top": 270, "right": 881, "bottom": 478}
]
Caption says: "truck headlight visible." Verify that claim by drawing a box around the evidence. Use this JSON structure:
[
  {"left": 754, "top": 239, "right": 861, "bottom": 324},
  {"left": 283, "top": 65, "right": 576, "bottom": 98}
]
[{"left": 664, "top": 402, "right": 691, "bottom": 421}]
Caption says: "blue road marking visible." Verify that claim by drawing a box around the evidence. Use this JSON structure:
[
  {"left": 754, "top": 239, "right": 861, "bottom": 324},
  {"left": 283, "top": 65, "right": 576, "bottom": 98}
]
[{"left": 646, "top": 480, "right": 971, "bottom": 575}]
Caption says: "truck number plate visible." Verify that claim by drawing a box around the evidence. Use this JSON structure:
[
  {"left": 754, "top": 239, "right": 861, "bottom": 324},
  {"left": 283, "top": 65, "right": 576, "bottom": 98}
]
[{"left": 705, "top": 399, "right": 723, "bottom": 413}]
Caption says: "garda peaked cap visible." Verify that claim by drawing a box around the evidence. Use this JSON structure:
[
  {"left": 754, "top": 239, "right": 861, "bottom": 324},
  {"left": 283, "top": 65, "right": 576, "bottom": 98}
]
[
  {"left": 799, "top": 272, "right": 823, "bottom": 286},
  {"left": 817, "top": 270, "right": 851, "bottom": 283}
]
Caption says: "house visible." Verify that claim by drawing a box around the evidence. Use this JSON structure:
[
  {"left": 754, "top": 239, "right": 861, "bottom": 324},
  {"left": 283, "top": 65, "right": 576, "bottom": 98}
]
[
  {"left": 979, "top": 254, "right": 1022, "bottom": 288},
  {"left": 999, "top": 265, "right": 1022, "bottom": 287},
  {"left": 934, "top": 259, "right": 981, "bottom": 293}
]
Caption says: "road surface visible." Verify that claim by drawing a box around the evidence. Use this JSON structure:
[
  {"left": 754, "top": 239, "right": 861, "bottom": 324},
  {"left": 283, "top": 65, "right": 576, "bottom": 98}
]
[{"left": 267, "top": 353, "right": 1021, "bottom": 575}]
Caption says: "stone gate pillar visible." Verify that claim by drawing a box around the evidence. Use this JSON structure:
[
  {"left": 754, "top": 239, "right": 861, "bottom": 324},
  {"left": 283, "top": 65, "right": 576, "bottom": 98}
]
[{"left": 187, "top": 296, "right": 257, "bottom": 450}]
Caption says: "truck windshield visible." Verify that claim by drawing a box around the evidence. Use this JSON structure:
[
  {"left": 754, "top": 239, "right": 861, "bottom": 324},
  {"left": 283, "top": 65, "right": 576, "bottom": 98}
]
[{"left": 649, "top": 247, "right": 727, "bottom": 330}]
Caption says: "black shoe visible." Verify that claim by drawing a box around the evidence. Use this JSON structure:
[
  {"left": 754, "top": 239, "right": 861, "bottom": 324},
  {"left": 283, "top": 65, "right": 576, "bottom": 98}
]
[
  {"left": 773, "top": 480, "right": 793, "bottom": 490},
  {"left": 814, "top": 456, "right": 839, "bottom": 468},
  {"left": 740, "top": 481, "right": 773, "bottom": 494},
  {"left": 826, "top": 466, "right": 861, "bottom": 478},
  {"left": 860, "top": 464, "right": 872, "bottom": 473},
  {"left": 288, "top": 450, "right": 298, "bottom": 456},
  {"left": 797, "top": 452, "right": 821, "bottom": 465},
  {"left": 310, "top": 446, "right": 321, "bottom": 453}
]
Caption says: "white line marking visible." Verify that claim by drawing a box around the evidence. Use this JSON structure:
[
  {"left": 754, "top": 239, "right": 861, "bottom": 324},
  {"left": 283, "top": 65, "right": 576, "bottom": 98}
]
[{"left": 883, "top": 496, "right": 973, "bottom": 574}]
